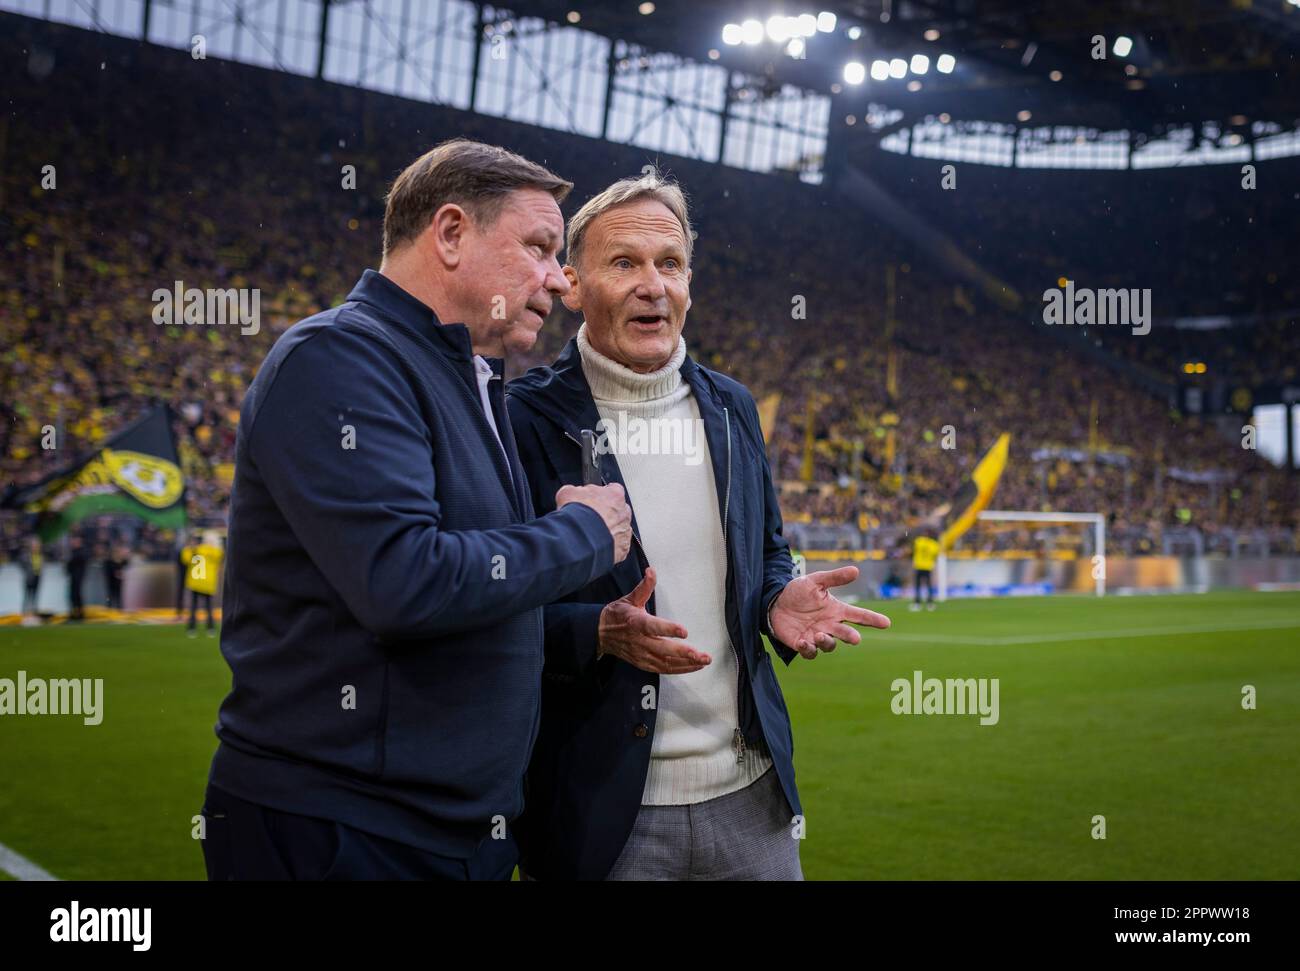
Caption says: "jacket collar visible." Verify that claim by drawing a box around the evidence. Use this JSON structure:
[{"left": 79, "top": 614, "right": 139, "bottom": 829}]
[
  {"left": 346, "top": 269, "right": 476, "bottom": 363},
  {"left": 507, "top": 335, "right": 735, "bottom": 563},
  {"left": 507, "top": 336, "right": 721, "bottom": 441}
]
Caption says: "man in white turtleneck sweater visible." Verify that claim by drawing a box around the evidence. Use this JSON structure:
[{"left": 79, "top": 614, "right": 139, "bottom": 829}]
[
  {"left": 576, "top": 323, "right": 775, "bottom": 805},
  {"left": 506, "top": 170, "right": 891, "bottom": 881}
]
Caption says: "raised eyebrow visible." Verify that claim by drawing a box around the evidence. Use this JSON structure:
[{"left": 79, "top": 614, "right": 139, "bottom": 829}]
[{"left": 604, "top": 238, "right": 686, "bottom": 260}]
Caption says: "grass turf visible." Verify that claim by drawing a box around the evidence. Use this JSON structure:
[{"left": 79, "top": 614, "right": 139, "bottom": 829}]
[{"left": 0, "top": 590, "right": 1297, "bottom": 880}]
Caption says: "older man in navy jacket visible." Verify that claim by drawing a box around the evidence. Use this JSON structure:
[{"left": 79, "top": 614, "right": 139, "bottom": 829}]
[
  {"left": 201, "top": 140, "right": 632, "bottom": 881},
  {"left": 507, "top": 170, "right": 890, "bottom": 880}
]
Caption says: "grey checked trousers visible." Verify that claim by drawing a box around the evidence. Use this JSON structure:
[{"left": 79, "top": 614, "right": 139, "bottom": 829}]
[{"left": 605, "top": 767, "right": 803, "bottom": 881}]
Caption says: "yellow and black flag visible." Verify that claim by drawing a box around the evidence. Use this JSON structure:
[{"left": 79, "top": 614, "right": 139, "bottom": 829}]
[
  {"left": 937, "top": 432, "right": 1010, "bottom": 550},
  {"left": 2, "top": 405, "right": 187, "bottom": 539}
]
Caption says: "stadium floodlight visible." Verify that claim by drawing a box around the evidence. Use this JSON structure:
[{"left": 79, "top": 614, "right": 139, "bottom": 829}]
[
  {"left": 741, "top": 19, "right": 764, "bottom": 44},
  {"left": 1113, "top": 35, "right": 1133, "bottom": 57},
  {"left": 787, "top": 38, "right": 806, "bottom": 58},
  {"left": 795, "top": 13, "right": 818, "bottom": 37},
  {"left": 911, "top": 54, "right": 930, "bottom": 74},
  {"left": 870, "top": 59, "right": 890, "bottom": 81},
  {"left": 936, "top": 53, "right": 956, "bottom": 73},
  {"left": 889, "top": 58, "right": 908, "bottom": 79},
  {"left": 766, "top": 15, "right": 791, "bottom": 42},
  {"left": 844, "top": 61, "right": 867, "bottom": 85},
  {"left": 848, "top": 25, "right": 862, "bottom": 39},
  {"left": 924, "top": 28, "right": 940, "bottom": 41},
  {"left": 722, "top": 23, "right": 743, "bottom": 45},
  {"left": 817, "top": 11, "right": 837, "bottom": 32}
]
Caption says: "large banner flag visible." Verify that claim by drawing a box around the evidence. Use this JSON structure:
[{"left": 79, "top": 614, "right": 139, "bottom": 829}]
[
  {"left": 2, "top": 405, "right": 187, "bottom": 540},
  {"left": 937, "top": 432, "right": 1010, "bottom": 550}
]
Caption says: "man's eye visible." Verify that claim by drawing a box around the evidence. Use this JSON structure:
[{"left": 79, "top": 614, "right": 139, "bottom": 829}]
[
  {"left": 615, "top": 259, "right": 632, "bottom": 269},
  {"left": 663, "top": 259, "right": 679, "bottom": 270}
]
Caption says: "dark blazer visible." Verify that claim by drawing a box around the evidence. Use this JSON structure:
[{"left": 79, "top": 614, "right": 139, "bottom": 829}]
[
  {"left": 208, "top": 270, "right": 615, "bottom": 859},
  {"left": 506, "top": 337, "right": 801, "bottom": 880}
]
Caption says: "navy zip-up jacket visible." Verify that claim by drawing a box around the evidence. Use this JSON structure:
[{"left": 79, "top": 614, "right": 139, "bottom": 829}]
[
  {"left": 506, "top": 338, "right": 802, "bottom": 880},
  {"left": 208, "top": 270, "right": 615, "bottom": 859}
]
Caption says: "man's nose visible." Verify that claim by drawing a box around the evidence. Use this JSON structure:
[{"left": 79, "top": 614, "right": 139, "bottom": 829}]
[
  {"left": 545, "top": 255, "right": 571, "bottom": 295},
  {"left": 634, "top": 264, "right": 667, "bottom": 300}
]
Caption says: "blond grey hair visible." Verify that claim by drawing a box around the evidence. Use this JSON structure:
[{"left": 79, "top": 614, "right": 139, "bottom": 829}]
[{"left": 565, "top": 167, "right": 694, "bottom": 272}]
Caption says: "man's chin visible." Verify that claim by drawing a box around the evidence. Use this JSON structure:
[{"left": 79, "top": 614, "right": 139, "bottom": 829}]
[
  {"left": 502, "top": 327, "right": 541, "bottom": 356},
  {"left": 622, "top": 334, "right": 676, "bottom": 371}
]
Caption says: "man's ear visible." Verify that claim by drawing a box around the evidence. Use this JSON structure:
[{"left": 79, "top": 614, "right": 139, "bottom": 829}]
[
  {"left": 685, "top": 267, "right": 692, "bottom": 313},
  {"left": 424, "top": 202, "right": 469, "bottom": 268},
  {"left": 560, "top": 265, "right": 582, "bottom": 312}
]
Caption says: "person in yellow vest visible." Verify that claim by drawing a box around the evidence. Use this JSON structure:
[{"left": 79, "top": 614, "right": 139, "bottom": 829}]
[
  {"left": 911, "top": 532, "right": 940, "bottom": 612},
  {"left": 182, "top": 531, "right": 225, "bottom": 637}
]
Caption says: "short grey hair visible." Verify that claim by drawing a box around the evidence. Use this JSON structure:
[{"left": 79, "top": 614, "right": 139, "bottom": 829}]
[{"left": 565, "top": 167, "right": 695, "bottom": 271}]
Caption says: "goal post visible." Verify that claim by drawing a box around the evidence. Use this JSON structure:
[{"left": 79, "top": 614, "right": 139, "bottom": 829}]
[{"left": 936, "top": 510, "right": 1106, "bottom": 600}]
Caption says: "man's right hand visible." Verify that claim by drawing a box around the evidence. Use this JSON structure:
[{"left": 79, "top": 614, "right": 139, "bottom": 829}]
[
  {"left": 556, "top": 482, "right": 633, "bottom": 564},
  {"left": 597, "top": 568, "right": 711, "bottom": 674}
]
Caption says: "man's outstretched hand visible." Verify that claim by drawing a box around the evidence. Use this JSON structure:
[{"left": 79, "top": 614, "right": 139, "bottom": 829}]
[
  {"left": 769, "top": 565, "right": 890, "bottom": 659},
  {"left": 598, "top": 568, "right": 712, "bottom": 675}
]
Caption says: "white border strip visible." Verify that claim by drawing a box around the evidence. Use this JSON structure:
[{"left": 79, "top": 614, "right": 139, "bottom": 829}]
[{"left": 0, "top": 841, "right": 58, "bottom": 881}]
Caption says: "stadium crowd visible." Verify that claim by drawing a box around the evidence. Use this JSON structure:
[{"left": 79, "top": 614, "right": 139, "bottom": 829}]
[{"left": 3, "top": 22, "right": 1297, "bottom": 569}]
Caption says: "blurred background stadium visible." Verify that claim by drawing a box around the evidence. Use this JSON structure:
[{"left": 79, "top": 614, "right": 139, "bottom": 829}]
[{"left": 1, "top": 0, "right": 1298, "bottom": 880}]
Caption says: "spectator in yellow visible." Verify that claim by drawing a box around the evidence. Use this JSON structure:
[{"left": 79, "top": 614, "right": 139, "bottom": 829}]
[
  {"left": 911, "top": 532, "right": 940, "bottom": 612},
  {"left": 182, "top": 530, "right": 224, "bottom": 637}
]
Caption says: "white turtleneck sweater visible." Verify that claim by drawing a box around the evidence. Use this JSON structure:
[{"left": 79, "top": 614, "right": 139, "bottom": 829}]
[{"left": 576, "top": 324, "right": 772, "bottom": 806}]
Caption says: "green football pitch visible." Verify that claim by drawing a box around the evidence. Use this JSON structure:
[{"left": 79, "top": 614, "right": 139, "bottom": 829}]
[{"left": 1, "top": 590, "right": 1297, "bottom": 880}]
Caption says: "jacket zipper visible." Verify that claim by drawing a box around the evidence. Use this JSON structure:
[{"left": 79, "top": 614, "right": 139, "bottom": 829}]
[{"left": 722, "top": 407, "right": 747, "bottom": 765}]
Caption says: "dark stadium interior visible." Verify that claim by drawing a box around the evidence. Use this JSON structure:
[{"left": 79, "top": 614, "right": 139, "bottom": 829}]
[{"left": 2, "top": 3, "right": 1298, "bottom": 571}]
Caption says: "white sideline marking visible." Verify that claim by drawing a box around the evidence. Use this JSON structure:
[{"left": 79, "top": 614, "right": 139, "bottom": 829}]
[
  {"left": 881, "top": 618, "right": 1300, "bottom": 646},
  {"left": 0, "top": 841, "right": 58, "bottom": 881}
]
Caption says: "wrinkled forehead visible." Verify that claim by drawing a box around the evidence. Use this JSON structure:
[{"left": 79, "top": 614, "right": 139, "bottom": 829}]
[{"left": 588, "top": 199, "right": 688, "bottom": 256}]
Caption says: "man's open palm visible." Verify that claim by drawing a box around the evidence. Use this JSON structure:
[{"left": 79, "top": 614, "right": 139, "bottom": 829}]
[{"left": 769, "top": 565, "right": 890, "bottom": 659}]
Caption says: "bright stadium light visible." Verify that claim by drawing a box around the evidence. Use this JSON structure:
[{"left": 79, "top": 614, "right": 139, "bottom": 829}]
[
  {"left": 817, "top": 11, "right": 837, "bottom": 32},
  {"left": 924, "top": 28, "right": 940, "bottom": 41},
  {"left": 741, "top": 19, "right": 764, "bottom": 45},
  {"left": 847, "top": 25, "right": 862, "bottom": 39},
  {"left": 795, "top": 13, "right": 817, "bottom": 37},
  {"left": 787, "top": 37, "right": 806, "bottom": 57},
  {"left": 911, "top": 53, "right": 930, "bottom": 74},
  {"left": 766, "top": 15, "right": 790, "bottom": 42},
  {"left": 870, "top": 59, "right": 890, "bottom": 81},
  {"left": 844, "top": 61, "right": 867, "bottom": 84},
  {"left": 722, "top": 23, "right": 743, "bottom": 45},
  {"left": 936, "top": 53, "right": 956, "bottom": 73},
  {"left": 1113, "top": 35, "right": 1133, "bottom": 57},
  {"left": 889, "top": 57, "right": 908, "bottom": 79}
]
